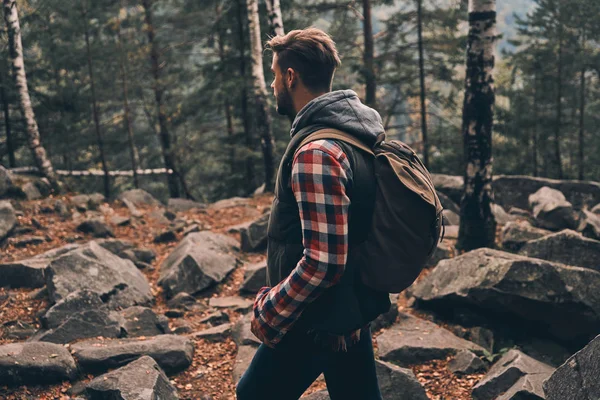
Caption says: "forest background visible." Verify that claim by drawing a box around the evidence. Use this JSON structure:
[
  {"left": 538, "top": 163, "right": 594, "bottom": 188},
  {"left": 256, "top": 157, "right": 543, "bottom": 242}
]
[{"left": 0, "top": 0, "right": 598, "bottom": 203}]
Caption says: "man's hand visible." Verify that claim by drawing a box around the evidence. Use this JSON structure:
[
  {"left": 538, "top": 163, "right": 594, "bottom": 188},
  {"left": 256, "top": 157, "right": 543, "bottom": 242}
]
[{"left": 250, "top": 313, "right": 276, "bottom": 349}]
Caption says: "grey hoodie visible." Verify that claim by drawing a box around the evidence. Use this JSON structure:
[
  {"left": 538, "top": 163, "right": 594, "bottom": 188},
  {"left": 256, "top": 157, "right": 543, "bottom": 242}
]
[{"left": 290, "top": 90, "right": 385, "bottom": 147}]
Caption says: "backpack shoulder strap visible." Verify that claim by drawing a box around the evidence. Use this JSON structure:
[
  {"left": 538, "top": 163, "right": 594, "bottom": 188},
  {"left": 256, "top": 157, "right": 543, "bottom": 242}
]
[{"left": 294, "top": 128, "right": 375, "bottom": 159}]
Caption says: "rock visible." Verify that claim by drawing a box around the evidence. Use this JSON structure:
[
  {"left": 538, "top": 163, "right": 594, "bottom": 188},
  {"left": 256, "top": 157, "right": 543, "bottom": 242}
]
[
  {"left": 592, "top": 203, "right": 600, "bottom": 214},
  {"left": 0, "top": 165, "right": 13, "bottom": 198},
  {"left": 508, "top": 207, "right": 531, "bottom": 218},
  {"left": 240, "top": 262, "right": 267, "bottom": 293},
  {"left": 36, "top": 309, "right": 122, "bottom": 344},
  {"left": 158, "top": 232, "right": 239, "bottom": 298},
  {"left": 233, "top": 345, "right": 258, "bottom": 383},
  {"left": 110, "top": 215, "right": 131, "bottom": 226},
  {"left": 431, "top": 174, "right": 463, "bottom": 204},
  {"left": 119, "top": 189, "right": 162, "bottom": 207},
  {"left": 410, "top": 248, "right": 600, "bottom": 344},
  {"left": 543, "top": 334, "right": 600, "bottom": 400},
  {"left": 375, "top": 360, "right": 429, "bottom": 400},
  {"left": 132, "top": 248, "right": 156, "bottom": 264},
  {"left": 240, "top": 213, "right": 270, "bottom": 252},
  {"left": 7, "top": 235, "right": 45, "bottom": 248},
  {"left": 209, "top": 296, "right": 253, "bottom": 312},
  {"left": 0, "top": 342, "right": 78, "bottom": 386},
  {"left": 11, "top": 225, "right": 35, "bottom": 235},
  {"left": 22, "top": 181, "right": 42, "bottom": 200},
  {"left": 518, "top": 337, "right": 572, "bottom": 368},
  {"left": 149, "top": 209, "right": 171, "bottom": 224},
  {"left": 209, "top": 197, "right": 253, "bottom": 210},
  {"left": 0, "top": 200, "right": 16, "bottom": 240},
  {"left": 182, "top": 224, "right": 201, "bottom": 236},
  {"left": 231, "top": 313, "right": 261, "bottom": 347},
  {"left": 442, "top": 209, "right": 460, "bottom": 226},
  {"left": 71, "top": 194, "right": 91, "bottom": 211},
  {"left": 167, "top": 292, "right": 197, "bottom": 309},
  {"left": 437, "top": 191, "right": 460, "bottom": 214},
  {"left": 122, "top": 198, "right": 143, "bottom": 218},
  {"left": 370, "top": 294, "right": 399, "bottom": 332},
  {"left": 42, "top": 290, "right": 105, "bottom": 328},
  {"left": 2, "top": 320, "right": 37, "bottom": 340},
  {"left": 302, "top": 390, "right": 330, "bottom": 400},
  {"left": 444, "top": 225, "right": 459, "bottom": 239},
  {"left": 54, "top": 199, "right": 71, "bottom": 218},
  {"left": 172, "top": 322, "right": 193, "bottom": 335},
  {"left": 494, "top": 175, "right": 600, "bottom": 211},
  {"left": 84, "top": 356, "right": 178, "bottom": 400},
  {"left": 168, "top": 198, "right": 206, "bottom": 212},
  {"left": 518, "top": 229, "right": 600, "bottom": 271},
  {"left": 501, "top": 221, "right": 552, "bottom": 251},
  {"left": 466, "top": 327, "right": 495, "bottom": 353},
  {"left": 46, "top": 241, "right": 154, "bottom": 309},
  {"left": 578, "top": 209, "right": 600, "bottom": 240},
  {"left": 472, "top": 349, "right": 554, "bottom": 400},
  {"left": 193, "top": 323, "right": 232, "bottom": 342},
  {"left": 95, "top": 238, "right": 134, "bottom": 256},
  {"left": 200, "top": 311, "right": 230, "bottom": 326},
  {"left": 77, "top": 218, "right": 114, "bottom": 238},
  {"left": 164, "top": 309, "right": 184, "bottom": 318},
  {"left": 121, "top": 307, "right": 167, "bottom": 337},
  {"left": 448, "top": 350, "right": 486, "bottom": 375},
  {"left": 34, "top": 178, "right": 52, "bottom": 197},
  {"left": 226, "top": 221, "right": 252, "bottom": 234},
  {"left": 154, "top": 229, "right": 177, "bottom": 243},
  {"left": 88, "top": 193, "right": 105, "bottom": 208},
  {"left": 72, "top": 334, "right": 194, "bottom": 375},
  {"left": 529, "top": 187, "right": 578, "bottom": 231},
  {"left": 491, "top": 204, "right": 514, "bottom": 225},
  {"left": 376, "top": 312, "right": 485, "bottom": 366},
  {"left": 0, "top": 257, "right": 50, "bottom": 288},
  {"left": 428, "top": 241, "right": 453, "bottom": 267}
]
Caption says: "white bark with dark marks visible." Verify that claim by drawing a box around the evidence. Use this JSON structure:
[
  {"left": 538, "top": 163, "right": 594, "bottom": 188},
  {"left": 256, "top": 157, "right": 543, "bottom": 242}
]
[{"left": 265, "top": 0, "right": 284, "bottom": 37}]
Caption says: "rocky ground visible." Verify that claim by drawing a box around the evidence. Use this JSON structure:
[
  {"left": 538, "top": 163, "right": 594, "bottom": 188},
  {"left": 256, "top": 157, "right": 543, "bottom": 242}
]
[{"left": 0, "top": 172, "right": 599, "bottom": 400}]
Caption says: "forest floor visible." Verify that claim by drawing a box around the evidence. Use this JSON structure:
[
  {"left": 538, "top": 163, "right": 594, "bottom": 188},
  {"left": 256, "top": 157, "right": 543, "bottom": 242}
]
[{"left": 0, "top": 194, "right": 484, "bottom": 400}]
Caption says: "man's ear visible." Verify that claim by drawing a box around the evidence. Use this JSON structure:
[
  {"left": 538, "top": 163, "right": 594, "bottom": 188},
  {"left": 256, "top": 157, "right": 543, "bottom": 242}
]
[{"left": 286, "top": 67, "right": 297, "bottom": 89}]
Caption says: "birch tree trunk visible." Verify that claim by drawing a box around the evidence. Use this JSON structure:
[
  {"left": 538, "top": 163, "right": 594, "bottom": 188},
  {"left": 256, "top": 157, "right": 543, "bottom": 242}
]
[
  {"left": 362, "top": 0, "right": 376, "bottom": 108},
  {"left": 554, "top": 18, "right": 564, "bottom": 179},
  {"left": 117, "top": 3, "right": 140, "bottom": 188},
  {"left": 142, "top": 0, "right": 180, "bottom": 198},
  {"left": 416, "top": 0, "right": 429, "bottom": 167},
  {"left": 247, "top": 0, "right": 275, "bottom": 193},
  {"left": 3, "top": 0, "right": 60, "bottom": 192},
  {"left": 0, "top": 64, "right": 15, "bottom": 167},
  {"left": 578, "top": 66, "right": 585, "bottom": 181},
  {"left": 83, "top": 8, "right": 111, "bottom": 198},
  {"left": 457, "top": 0, "right": 497, "bottom": 251},
  {"left": 265, "top": 0, "right": 284, "bottom": 37}
]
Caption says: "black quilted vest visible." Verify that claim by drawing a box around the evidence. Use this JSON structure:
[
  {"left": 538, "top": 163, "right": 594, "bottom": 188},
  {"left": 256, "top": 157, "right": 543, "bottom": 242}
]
[{"left": 266, "top": 124, "right": 391, "bottom": 335}]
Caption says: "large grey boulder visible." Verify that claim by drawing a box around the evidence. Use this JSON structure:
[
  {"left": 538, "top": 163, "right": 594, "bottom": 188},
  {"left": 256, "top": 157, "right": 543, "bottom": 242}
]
[
  {"left": 42, "top": 289, "right": 105, "bottom": 328},
  {"left": 240, "top": 262, "right": 267, "bottom": 293},
  {"left": 0, "top": 342, "right": 78, "bottom": 386},
  {"left": 232, "top": 313, "right": 261, "bottom": 347},
  {"left": 71, "top": 334, "right": 194, "bottom": 375},
  {"left": 501, "top": 221, "right": 552, "bottom": 251},
  {"left": 22, "top": 181, "right": 42, "bottom": 200},
  {"left": 36, "top": 309, "right": 122, "bottom": 344},
  {"left": 410, "top": 248, "right": 600, "bottom": 343},
  {"left": 442, "top": 209, "right": 460, "bottom": 226},
  {"left": 518, "top": 229, "right": 600, "bottom": 271},
  {"left": 193, "top": 323, "right": 232, "bottom": 342},
  {"left": 472, "top": 349, "right": 554, "bottom": 400},
  {"left": 120, "top": 306, "right": 169, "bottom": 337},
  {"left": 77, "top": 218, "right": 114, "bottom": 238},
  {"left": 376, "top": 312, "right": 485, "bottom": 366},
  {"left": 494, "top": 175, "right": 600, "bottom": 211},
  {"left": 0, "top": 200, "right": 16, "bottom": 240},
  {"left": 158, "top": 232, "right": 239, "bottom": 298},
  {"left": 431, "top": 174, "right": 463, "bottom": 204},
  {"left": 529, "top": 187, "right": 578, "bottom": 231},
  {"left": 543, "top": 334, "right": 600, "bottom": 400},
  {"left": 0, "top": 165, "right": 13, "bottom": 198},
  {"left": 119, "top": 189, "right": 162, "bottom": 207},
  {"left": 592, "top": 203, "right": 600, "bottom": 214},
  {"left": 428, "top": 241, "right": 453, "bottom": 267},
  {"left": 491, "top": 204, "right": 515, "bottom": 225},
  {"left": 448, "top": 349, "right": 486, "bottom": 374},
  {"left": 46, "top": 241, "right": 154, "bottom": 308},
  {"left": 85, "top": 356, "right": 179, "bottom": 400},
  {"left": 437, "top": 191, "right": 460, "bottom": 214},
  {"left": 168, "top": 198, "right": 206, "bottom": 212},
  {"left": 578, "top": 209, "right": 600, "bottom": 240},
  {"left": 240, "top": 213, "right": 270, "bottom": 252}
]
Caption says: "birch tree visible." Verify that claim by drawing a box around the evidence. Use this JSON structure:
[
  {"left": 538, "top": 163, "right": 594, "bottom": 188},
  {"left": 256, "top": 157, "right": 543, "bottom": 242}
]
[
  {"left": 265, "top": 0, "right": 284, "bottom": 37},
  {"left": 457, "top": 0, "right": 497, "bottom": 251},
  {"left": 3, "top": 0, "right": 61, "bottom": 192},
  {"left": 246, "top": 0, "right": 275, "bottom": 192},
  {"left": 416, "top": 0, "right": 429, "bottom": 167},
  {"left": 362, "top": 0, "right": 376, "bottom": 108}
]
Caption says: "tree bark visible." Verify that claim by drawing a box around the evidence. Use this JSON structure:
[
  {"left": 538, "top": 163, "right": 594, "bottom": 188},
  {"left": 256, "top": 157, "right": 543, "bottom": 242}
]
[
  {"left": 3, "top": 0, "right": 60, "bottom": 191},
  {"left": 246, "top": 0, "right": 275, "bottom": 193},
  {"left": 83, "top": 8, "right": 110, "bottom": 198},
  {"left": 554, "top": 19, "right": 564, "bottom": 179},
  {"left": 578, "top": 66, "right": 585, "bottom": 181},
  {"left": 142, "top": 0, "right": 180, "bottom": 198},
  {"left": 532, "top": 68, "right": 539, "bottom": 177},
  {"left": 416, "top": 0, "right": 429, "bottom": 167},
  {"left": 457, "top": 0, "right": 497, "bottom": 252},
  {"left": 117, "top": 2, "right": 140, "bottom": 188},
  {"left": 265, "top": 0, "right": 285, "bottom": 37},
  {"left": 0, "top": 66, "right": 15, "bottom": 167},
  {"left": 362, "top": 0, "right": 376, "bottom": 108}
]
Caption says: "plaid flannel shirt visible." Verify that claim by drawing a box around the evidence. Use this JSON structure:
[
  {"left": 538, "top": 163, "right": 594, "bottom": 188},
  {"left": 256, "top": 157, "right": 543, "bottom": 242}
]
[{"left": 253, "top": 139, "right": 363, "bottom": 347}]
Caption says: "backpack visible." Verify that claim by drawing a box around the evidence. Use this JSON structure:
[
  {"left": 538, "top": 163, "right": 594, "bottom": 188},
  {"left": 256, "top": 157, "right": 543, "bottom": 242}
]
[{"left": 296, "top": 128, "right": 444, "bottom": 293}]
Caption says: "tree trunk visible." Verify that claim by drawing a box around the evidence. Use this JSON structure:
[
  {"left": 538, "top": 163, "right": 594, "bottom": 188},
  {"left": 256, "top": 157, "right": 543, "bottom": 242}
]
[
  {"left": 554, "top": 20, "right": 564, "bottom": 179},
  {"left": 117, "top": 2, "right": 140, "bottom": 188},
  {"left": 83, "top": 9, "right": 110, "bottom": 198},
  {"left": 246, "top": 0, "right": 275, "bottom": 193},
  {"left": 578, "top": 66, "right": 585, "bottom": 181},
  {"left": 0, "top": 66, "right": 15, "bottom": 167},
  {"left": 457, "top": 0, "right": 497, "bottom": 252},
  {"left": 3, "top": 0, "right": 60, "bottom": 191},
  {"left": 532, "top": 68, "right": 539, "bottom": 177},
  {"left": 416, "top": 0, "right": 429, "bottom": 167},
  {"left": 142, "top": 0, "right": 180, "bottom": 198},
  {"left": 236, "top": 0, "right": 255, "bottom": 194},
  {"left": 362, "top": 0, "right": 376, "bottom": 108},
  {"left": 265, "top": 0, "right": 285, "bottom": 37}
]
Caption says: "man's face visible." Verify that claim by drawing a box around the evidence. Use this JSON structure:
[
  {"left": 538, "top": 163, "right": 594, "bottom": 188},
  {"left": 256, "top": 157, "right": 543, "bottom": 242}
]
[{"left": 270, "top": 54, "right": 294, "bottom": 118}]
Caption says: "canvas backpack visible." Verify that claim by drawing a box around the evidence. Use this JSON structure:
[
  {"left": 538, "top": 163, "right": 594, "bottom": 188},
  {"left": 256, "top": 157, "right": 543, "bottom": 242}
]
[{"left": 296, "top": 128, "right": 445, "bottom": 293}]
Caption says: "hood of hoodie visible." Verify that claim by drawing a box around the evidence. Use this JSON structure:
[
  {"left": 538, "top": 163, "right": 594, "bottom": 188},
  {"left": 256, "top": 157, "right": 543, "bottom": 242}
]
[{"left": 290, "top": 90, "right": 384, "bottom": 147}]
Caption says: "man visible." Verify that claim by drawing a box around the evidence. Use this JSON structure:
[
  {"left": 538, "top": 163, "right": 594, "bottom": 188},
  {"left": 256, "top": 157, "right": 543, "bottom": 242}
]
[{"left": 236, "top": 28, "right": 390, "bottom": 400}]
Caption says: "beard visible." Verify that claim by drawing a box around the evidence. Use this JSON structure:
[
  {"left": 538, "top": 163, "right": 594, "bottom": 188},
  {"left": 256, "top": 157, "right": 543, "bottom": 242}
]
[{"left": 276, "top": 84, "right": 295, "bottom": 120}]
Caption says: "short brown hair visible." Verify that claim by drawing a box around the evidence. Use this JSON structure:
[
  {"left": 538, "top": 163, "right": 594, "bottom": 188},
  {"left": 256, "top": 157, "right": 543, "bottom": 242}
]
[{"left": 266, "top": 28, "right": 341, "bottom": 93}]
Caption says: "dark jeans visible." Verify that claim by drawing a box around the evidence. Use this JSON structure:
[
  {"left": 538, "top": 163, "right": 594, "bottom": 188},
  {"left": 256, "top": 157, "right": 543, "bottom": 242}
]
[{"left": 235, "top": 325, "right": 383, "bottom": 400}]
